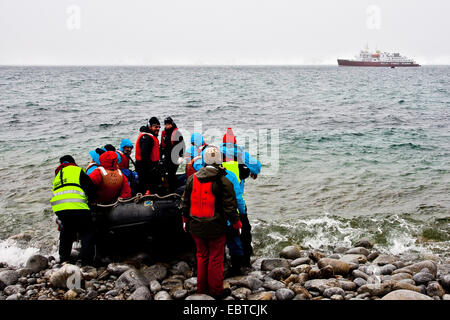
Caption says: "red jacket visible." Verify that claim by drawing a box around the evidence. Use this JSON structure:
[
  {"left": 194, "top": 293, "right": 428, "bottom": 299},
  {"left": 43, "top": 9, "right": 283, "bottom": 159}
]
[{"left": 89, "top": 151, "right": 131, "bottom": 203}]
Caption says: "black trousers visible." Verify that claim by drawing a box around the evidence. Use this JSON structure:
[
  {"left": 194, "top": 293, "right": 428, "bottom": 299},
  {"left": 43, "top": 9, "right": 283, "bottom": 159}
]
[
  {"left": 239, "top": 212, "right": 253, "bottom": 267},
  {"left": 136, "top": 162, "right": 160, "bottom": 194},
  {"left": 166, "top": 162, "right": 180, "bottom": 192},
  {"left": 56, "top": 211, "right": 95, "bottom": 265}
]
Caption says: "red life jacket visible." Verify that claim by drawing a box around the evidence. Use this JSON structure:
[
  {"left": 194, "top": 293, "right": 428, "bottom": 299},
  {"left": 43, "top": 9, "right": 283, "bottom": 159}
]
[
  {"left": 135, "top": 132, "right": 160, "bottom": 162},
  {"left": 185, "top": 156, "right": 201, "bottom": 178},
  {"left": 190, "top": 174, "right": 216, "bottom": 219},
  {"left": 117, "top": 150, "right": 130, "bottom": 169},
  {"left": 95, "top": 167, "right": 123, "bottom": 203},
  {"left": 161, "top": 128, "right": 178, "bottom": 149}
]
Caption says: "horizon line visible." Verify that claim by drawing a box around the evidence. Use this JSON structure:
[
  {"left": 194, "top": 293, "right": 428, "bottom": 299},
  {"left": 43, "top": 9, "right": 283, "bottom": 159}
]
[{"left": 1, "top": 63, "right": 449, "bottom": 67}]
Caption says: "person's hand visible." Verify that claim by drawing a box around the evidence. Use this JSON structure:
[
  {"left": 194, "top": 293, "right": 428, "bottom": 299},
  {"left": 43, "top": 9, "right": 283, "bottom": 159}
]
[
  {"left": 250, "top": 173, "right": 258, "bottom": 180},
  {"left": 177, "top": 157, "right": 185, "bottom": 165}
]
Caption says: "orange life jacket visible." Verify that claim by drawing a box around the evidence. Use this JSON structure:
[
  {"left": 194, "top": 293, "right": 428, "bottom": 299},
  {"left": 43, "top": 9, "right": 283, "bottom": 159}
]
[
  {"left": 95, "top": 167, "right": 123, "bottom": 203},
  {"left": 135, "top": 132, "right": 160, "bottom": 162},
  {"left": 190, "top": 174, "right": 215, "bottom": 219}
]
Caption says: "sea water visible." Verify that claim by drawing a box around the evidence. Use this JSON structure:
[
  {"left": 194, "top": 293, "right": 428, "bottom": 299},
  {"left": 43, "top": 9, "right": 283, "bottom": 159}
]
[{"left": 0, "top": 66, "right": 448, "bottom": 265}]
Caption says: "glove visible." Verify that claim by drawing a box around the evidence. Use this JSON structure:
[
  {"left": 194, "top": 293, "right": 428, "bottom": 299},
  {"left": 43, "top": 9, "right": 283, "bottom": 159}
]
[
  {"left": 232, "top": 220, "right": 242, "bottom": 236},
  {"left": 250, "top": 173, "right": 258, "bottom": 180},
  {"left": 182, "top": 216, "right": 188, "bottom": 232},
  {"left": 177, "top": 157, "right": 184, "bottom": 165}
]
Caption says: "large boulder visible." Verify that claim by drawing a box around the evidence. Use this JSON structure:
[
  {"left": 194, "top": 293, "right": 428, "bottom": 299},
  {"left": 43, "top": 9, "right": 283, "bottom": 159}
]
[
  {"left": 290, "top": 257, "right": 311, "bottom": 267},
  {"left": 275, "top": 288, "right": 295, "bottom": 300},
  {"left": 107, "top": 263, "right": 132, "bottom": 276},
  {"left": 390, "top": 273, "right": 413, "bottom": 281},
  {"left": 413, "top": 272, "right": 435, "bottom": 284},
  {"left": 381, "top": 290, "right": 433, "bottom": 300},
  {"left": 49, "top": 264, "right": 83, "bottom": 289},
  {"left": 0, "top": 270, "right": 19, "bottom": 288},
  {"left": 263, "top": 279, "right": 286, "bottom": 291},
  {"left": 25, "top": 255, "right": 48, "bottom": 273},
  {"left": 373, "top": 255, "right": 398, "bottom": 266},
  {"left": 234, "top": 276, "right": 263, "bottom": 291},
  {"left": 261, "top": 258, "right": 290, "bottom": 271},
  {"left": 184, "top": 277, "right": 197, "bottom": 292},
  {"left": 338, "top": 280, "right": 357, "bottom": 291},
  {"left": 345, "top": 247, "right": 370, "bottom": 256},
  {"left": 150, "top": 280, "right": 162, "bottom": 293},
  {"left": 340, "top": 254, "right": 367, "bottom": 264},
  {"left": 4, "top": 284, "right": 25, "bottom": 296},
  {"left": 392, "top": 281, "right": 421, "bottom": 293},
  {"left": 426, "top": 281, "right": 445, "bottom": 297},
  {"left": 279, "top": 246, "right": 302, "bottom": 260},
  {"left": 115, "top": 269, "right": 147, "bottom": 291},
  {"left": 154, "top": 291, "right": 173, "bottom": 300},
  {"left": 161, "top": 276, "right": 184, "bottom": 292},
  {"left": 304, "top": 279, "right": 341, "bottom": 294},
  {"left": 268, "top": 267, "right": 291, "bottom": 281},
  {"left": 309, "top": 251, "right": 326, "bottom": 263},
  {"left": 357, "top": 280, "right": 396, "bottom": 297},
  {"left": 141, "top": 264, "right": 168, "bottom": 282},
  {"left": 128, "top": 286, "right": 152, "bottom": 300},
  {"left": 353, "top": 239, "right": 374, "bottom": 249},
  {"left": 393, "top": 261, "right": 437, "bottom": 277},
  {"left": 232, "top": 287, "right": 251, "bottom": 300},
  {"left": 170, "top": 261, "right": 191, "bottom": 276},
  {"left": 439, "top": 275, "right": 450, "bottom": 290},
  {"left": 323, "top": 287, "right": 345, "bottom": 298},
  {"left": 318, "top": 258, "right": 350, "bottom": 275}
]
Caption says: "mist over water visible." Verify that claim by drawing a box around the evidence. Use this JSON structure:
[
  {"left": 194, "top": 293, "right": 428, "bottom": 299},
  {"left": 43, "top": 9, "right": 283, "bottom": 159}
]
[{"left": 0, "top": 66, "right": 449, "bottom": 266}]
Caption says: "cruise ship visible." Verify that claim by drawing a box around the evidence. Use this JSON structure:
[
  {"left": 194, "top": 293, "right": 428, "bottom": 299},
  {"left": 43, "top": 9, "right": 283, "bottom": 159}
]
[{"left": 338, "top": 49, "right": 420, "bottom": 67}]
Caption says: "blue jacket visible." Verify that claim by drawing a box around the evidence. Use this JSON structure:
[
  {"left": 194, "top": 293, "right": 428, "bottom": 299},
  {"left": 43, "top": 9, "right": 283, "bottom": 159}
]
[
  {"left": 86, "top": 148, "right": 122, "bottom": 175},
  {"left": 220, "top": 143, "right": 261, "bottom": 175},
  {"left": 224, "top": 169, "right": 246, "bottom": 215},
  {"left": 186, "top": 133, "right": 205, "bottom": 161}
]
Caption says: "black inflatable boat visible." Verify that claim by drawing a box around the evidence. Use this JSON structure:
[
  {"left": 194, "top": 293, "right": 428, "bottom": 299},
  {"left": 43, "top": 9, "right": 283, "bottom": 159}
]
[{"left": 92, "top": 192, "right": 194, "bottom": 261}]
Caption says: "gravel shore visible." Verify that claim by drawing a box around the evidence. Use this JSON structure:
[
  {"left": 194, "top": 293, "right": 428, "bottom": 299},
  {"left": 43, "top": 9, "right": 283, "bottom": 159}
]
[{"left": 1, "top": 239, "right": 449, "bottom": 300}]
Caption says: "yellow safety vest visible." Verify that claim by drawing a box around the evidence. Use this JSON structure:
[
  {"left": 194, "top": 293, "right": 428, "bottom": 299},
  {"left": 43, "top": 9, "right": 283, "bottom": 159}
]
[
  {"left": 222, "top": 161, "right": 241, "bottom": 184},
  {"left": 50, "top": 165, "right": 90, "bottom": 213},
  {"left": 222, "top": 160, "right": 246, "bottom": 202}
]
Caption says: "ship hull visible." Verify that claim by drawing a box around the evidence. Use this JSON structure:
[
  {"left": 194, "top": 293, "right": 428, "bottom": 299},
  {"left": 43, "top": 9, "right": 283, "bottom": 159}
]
[{"left": 337, "top": 59, "right": 420, "bottom": 67}]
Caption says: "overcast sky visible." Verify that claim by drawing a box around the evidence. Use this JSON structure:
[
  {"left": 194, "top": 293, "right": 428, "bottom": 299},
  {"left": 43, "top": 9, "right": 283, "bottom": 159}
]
[{"left": 1, "top": 0, "right": 449, "bottom": 65}]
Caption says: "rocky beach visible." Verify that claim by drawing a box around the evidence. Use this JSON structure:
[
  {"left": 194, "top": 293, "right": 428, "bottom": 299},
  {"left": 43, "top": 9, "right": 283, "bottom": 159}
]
[{"left": 1, "top": 238, "right": 449, "bottom": 301}]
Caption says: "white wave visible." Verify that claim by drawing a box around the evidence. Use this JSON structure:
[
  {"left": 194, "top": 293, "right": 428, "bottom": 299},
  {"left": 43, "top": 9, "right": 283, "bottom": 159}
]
[{"left": 0, "top": 239, "right": 41, "bottom": 267}]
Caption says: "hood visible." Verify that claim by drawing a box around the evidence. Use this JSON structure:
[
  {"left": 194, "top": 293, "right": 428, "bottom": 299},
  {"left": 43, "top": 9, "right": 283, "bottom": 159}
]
[
  {"left": 120, "top": 138, "right": 133, "bottom": 151},
  {"left": 99, "top": 151, "right": 119, "bottom": 170},
  {"left": 190, "top": 132, "right": 205, "bottom": 147},
  {"left": 55, "top": 163, "right": 77, "bottom": 175},
  {"left": 89, "top": 149, "right": 101, "bottom": 165},
  {"left": 195, "top": 165, "right": 225, "bottom": 182}
]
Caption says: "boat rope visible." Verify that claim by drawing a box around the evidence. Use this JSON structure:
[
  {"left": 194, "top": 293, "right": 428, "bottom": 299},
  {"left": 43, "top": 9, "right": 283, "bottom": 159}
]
[{"left": 93, "top": 192, "right": 181, "bottom": 208}]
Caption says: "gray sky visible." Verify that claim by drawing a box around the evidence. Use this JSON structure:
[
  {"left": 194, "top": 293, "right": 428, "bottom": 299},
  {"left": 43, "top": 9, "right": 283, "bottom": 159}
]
[{"left": 1, "top": 0, "right": 449, "bottom": 65}]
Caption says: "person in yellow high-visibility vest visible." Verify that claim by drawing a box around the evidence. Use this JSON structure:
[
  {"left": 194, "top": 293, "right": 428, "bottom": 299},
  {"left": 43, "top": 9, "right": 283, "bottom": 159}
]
[{"left": 50, "top": 155, "right": 96, "bottom": 265}]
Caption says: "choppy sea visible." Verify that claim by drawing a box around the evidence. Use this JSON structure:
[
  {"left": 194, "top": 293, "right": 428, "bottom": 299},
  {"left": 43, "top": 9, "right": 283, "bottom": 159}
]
[{"left": 0, "top": 66, "right": 449, "bottom": 266}]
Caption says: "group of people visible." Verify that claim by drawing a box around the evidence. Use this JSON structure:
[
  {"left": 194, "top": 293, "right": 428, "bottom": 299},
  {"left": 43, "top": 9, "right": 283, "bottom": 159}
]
[{"left": 50, "top": 116, "right": 261, "bottom": 300}]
